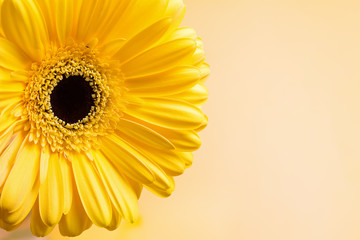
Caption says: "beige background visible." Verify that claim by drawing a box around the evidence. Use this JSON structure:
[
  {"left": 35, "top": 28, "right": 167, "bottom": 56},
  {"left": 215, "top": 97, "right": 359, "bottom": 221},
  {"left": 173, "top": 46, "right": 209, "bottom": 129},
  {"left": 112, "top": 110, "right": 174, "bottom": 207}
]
[{"left": 3, "top": 0, "right": 360, "bottom": 239}]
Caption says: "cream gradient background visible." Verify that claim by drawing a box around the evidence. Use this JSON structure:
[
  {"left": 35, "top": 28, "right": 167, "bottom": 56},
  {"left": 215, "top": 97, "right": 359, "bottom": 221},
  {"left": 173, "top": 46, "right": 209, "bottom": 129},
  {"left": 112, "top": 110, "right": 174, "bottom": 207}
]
[{"left": 3, "top": 0, "right": 360, "bottom": 239}]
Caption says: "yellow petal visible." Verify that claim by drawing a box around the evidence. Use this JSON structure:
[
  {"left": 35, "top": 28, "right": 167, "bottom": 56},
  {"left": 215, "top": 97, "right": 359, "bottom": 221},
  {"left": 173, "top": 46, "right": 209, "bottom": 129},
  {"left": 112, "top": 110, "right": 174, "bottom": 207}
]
[
  {"left": 158, "top": 0, "right": 186, "bottom": 42},
  {"left": 1, "top": 173, "right": 39, "bottom": 226},
  {"left": 195, "top": 113, "right": 208, "bottom": 132},
  {"left": 10, "top": 70, "right": 29, "bottom": 84},
  {"left": 126, "top": 177, "right": 143, "bottom": 199},
  {"left": 70, "top": 0, "right": 83, "bottom": 37},
  {"left": 36, "top": 0, "right": 57, "bottom": 42},
  {"left": 9, "top": 103, "right": 24, "bottom": 120},
  {"left": 0, "top": 125, "right": 13, "bottom": 157},
  {"left": 113, "top": 17, "right": 173, "bottom": 64},
  {"left": 110, "top": 139, "right": 173, "bottom": 193},
  {"left": 30, "top": 198, "right": 55, "bottom": 237},
  {"left": 56, "top": 0, "right": 74, "bottom": 44},
  {"left": 196, "top": 38, "right": 204, "bottom": 49},
  {"left": 0, "top": 135, "right": 41, "bottom": 213},
  {"left": 145, "top": 175, "right": 175, "bottom": 198},
  {"left": 189, "top": 46, "right": 205, "bottom": 66},
  {"left": 124, "top": 114, "right": 202, "bottom": 151},
  {"left": 121, "top": 38, "right": 196, "bottom": 78},
  {"left": 0, "top": 69, "right": 27, "bottom": 90},
  {"left": 2, "top": 0, "right": 48, "bottom": 61},
  {"left": 0, "top": 105, "right": 20, "bottom": 134},
  {"left": 0, "top": 0, "right": 5, "bottom": 37},
  {"left": 39, "top": 153, "right": 64, "bottom": 227},
  {"left": 74, "top": 0, "right": 98, "bottom": 41},
  {"left": 125, "top": 97, "right": 205, "bottom": 130},
  {"left": 159, "top": 129, "right": 201, "bottom": 151},
  {"left": 168, "top": 27, "right": 197, "bottom": 41},
  {"left": 0, "top": 38, "right": 30, "bottom": 70},
  {"left": 93, "top": 150, "right": 139, "bottom": 223},
  {"left": 125, "top": 66, "right": 200, "bottom": 96},
  {"left": 0, "top": 92, "right": 22, "bottom": 105},
  {"left": 198, "top": 62, "right": 210, "bottom": 84},
  {"left": 169, "top": 84, "right": 209, "bottom": 105},
  {"left": 179, "top": 152, "right": 193, "bottom": 168},
  {"left": 72, "top": 152, "right": 112, "bottom": 227},
  {"left": 58, "top": 180, "right": 92, "bottom": 237},
  {"left": 39, "top": 145, "right": 50, "bottom": 184},
  {"left": 0, "top": 101, "right": 19, "bottom": 123},
  {"left": 0, "top": 98, "right": 22, "bottom": 112},
  {"left": 0, "top": 80, "right": 26, "bottom": 92},
  {"left": 164, "top": 0, "right": 185, "bottom": 21},
  {"left": 0, "top": 68, "right": 10, "bottom": 80},
  {"left": 145, "top": 187, "right": 172, "bottom": 198},
  {"left": 101, "top": 135, "right": 155, "bottom": 184},
  {"left": 1, "top": 120, "right": 26, "bottom": 139},
  {"left": 105, "top": 207, "right": 122, "bottom": 231},
  {"left": 60, "top": 155, "right": 73, "bottom": 215},
  {"left": 139, "top": 147, "right": 185, "bottom": 176},
  {"left": 99, "top": 38, "right": 126, "bottom": 57},
  {"left": 0, "top": 217, "right": 22, "bottom": 231},
  {"left": 116, "top": 118, "right": 174, "bottom": 150},
  {"left": 0, "top": 133, "right": 24, "bottom": 190},
  {"left": 94, "top": 0, "right": 132, "bottom": 43},
  {"left": 76, "top": 0, "right": 127, "bottom": 42},
  {"left": 104, "top": 0, "right": 168, "bottom": 43},
  {"left": 115, "top": 127, "right": 185, "bottom": 176},
  {"left": 144, "top": 166, "right": 173, "bottom": 194}
]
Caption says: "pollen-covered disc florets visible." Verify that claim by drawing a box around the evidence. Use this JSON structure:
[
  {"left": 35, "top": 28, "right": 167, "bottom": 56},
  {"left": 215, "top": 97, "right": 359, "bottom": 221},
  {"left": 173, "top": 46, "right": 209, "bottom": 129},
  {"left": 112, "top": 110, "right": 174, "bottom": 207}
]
[{"left": 24, "top": 43, "right": 124, "bottom": 155}]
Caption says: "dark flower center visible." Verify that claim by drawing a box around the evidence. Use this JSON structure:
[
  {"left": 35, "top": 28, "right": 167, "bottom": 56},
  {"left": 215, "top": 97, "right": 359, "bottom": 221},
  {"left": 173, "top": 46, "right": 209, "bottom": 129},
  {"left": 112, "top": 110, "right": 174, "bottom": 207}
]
[{"left": 50, "top": 75, "right": 94, "bottom": 124}]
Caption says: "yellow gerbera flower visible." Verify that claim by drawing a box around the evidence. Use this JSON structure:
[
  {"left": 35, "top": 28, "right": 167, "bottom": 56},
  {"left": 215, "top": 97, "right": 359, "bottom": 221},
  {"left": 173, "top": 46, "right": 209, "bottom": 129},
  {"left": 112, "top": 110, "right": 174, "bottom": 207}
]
[{"left": 0, "top": 0, "right": 208, "bottom": 237}]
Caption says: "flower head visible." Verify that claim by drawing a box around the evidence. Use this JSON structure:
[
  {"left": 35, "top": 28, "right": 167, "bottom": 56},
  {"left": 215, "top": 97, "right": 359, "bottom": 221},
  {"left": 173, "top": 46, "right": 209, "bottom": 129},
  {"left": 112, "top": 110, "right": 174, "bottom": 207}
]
[{"left": 0, "top": 0, "right": 208, "bottom": 237}]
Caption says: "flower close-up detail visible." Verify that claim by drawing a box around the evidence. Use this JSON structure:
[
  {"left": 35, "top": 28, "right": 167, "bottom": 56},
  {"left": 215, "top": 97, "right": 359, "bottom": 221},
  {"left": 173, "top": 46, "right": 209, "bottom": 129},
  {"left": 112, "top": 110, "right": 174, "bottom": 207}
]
[{"left": 0, "top": 0, "right": 208, "bottom": 237}]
